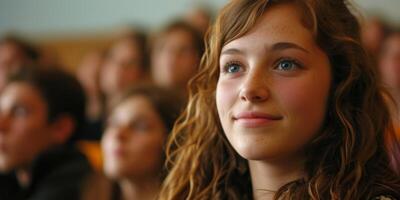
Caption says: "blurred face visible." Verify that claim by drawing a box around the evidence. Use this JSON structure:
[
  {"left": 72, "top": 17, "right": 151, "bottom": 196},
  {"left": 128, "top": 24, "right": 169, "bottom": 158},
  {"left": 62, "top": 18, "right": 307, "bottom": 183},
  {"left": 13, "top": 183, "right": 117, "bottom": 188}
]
[
  {"left": 102, "top": 95, "right": 166, "bottom": 180},
  {"left": 152, "top": 29, "right": 200, "bottom": 89},
  {"left": 361, "top": 19, "right": 385, "bottom": 54},
  {"left": 100, "top": 40, "right": 144, "bottom": 97},
  {"left": 0, "top": 43, "right": 24, "bottom": 70},
  {"left": 77, "top": 51, "right": 103, "bottom": 97},
  {"left": 379, "top": 34, "right": 400, "bottom": 90},
  {"left": 216, "top": 3, "right": 331, "bottom": 161},
  {"left": 186, "top": 9, "right": 210, "bottom": 35},
  {"left": 0, "top": 83, "right": 57, "bottom": 172}
]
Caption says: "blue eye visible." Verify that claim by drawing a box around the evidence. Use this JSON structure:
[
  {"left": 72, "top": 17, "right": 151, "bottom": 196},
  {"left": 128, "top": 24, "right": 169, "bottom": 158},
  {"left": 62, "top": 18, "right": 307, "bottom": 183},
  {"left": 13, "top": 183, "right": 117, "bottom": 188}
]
[
  {"left": 275, "top": 60, "right": 300, "bottom": 71},
  {"left": 224, "top": 62, "right": 242, "bottom": 73}
]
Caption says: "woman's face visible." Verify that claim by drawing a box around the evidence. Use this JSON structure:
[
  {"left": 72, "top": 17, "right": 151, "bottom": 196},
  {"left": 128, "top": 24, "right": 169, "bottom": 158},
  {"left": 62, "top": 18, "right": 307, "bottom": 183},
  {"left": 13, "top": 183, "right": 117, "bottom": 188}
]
[
  {"left": 151, "top": 29, "right": 200, "bottom": 89},
  {"left": 0, "top": 83, "right": 56, "bottom": 172},
  {"left": 102, "top": 95, "right": 167, "bottom": 180},
  {"left": 100, "top": 40, "right": 144, "bottom": 97},
  {"left": 216, "top": 3, "right": 331, "bottom": 161}
]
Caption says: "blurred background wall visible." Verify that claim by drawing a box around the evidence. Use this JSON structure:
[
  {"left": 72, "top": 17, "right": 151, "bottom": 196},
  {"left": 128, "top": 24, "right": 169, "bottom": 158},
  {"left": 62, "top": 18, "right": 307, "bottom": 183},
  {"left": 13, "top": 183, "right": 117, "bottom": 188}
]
[
  {"left": 1, "top": 0, "right": 399, "bottom": 38},
  {"left": 0, "top": 0, "right": 226, "bottom": 38},
  {"left": 0, "top": 0, "right": 398, "bottom": 71}
]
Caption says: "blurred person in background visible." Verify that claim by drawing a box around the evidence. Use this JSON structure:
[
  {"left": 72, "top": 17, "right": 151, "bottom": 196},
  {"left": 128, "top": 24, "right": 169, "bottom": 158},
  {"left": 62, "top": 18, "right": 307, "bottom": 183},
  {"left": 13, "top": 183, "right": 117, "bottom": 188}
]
[
  {"left": 82, "top": 85, "right": 182, "bottom": 200},
  {"left": 184, "top": 6, "right": 213, "bottom": 37},
  {"left": 362, "top": 17, "right": 389, "bottom": 57},
  {"left": 151, "top": 21, "right": 204, "bottom": 96},
  {"left": 0, "top": 66, "right": 92, "bottom": 200},
  {"left": 77, "top": 50, "right": 106, "bottom": 140},
  {"left": 379, "top": 30, "right": 400, "bottom": 138},
  {"left": 0, "top": 36, "right": 39, "bottom": 92},
  {"left": 100, "top": 30, "right": 150, "bottom": 111}
]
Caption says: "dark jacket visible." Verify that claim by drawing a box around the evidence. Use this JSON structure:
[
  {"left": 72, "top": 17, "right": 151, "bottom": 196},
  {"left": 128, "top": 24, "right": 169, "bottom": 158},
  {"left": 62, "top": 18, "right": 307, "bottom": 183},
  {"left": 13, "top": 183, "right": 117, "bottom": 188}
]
[{"left": 7, "top": 146, "right": 92, "bottom": 200}]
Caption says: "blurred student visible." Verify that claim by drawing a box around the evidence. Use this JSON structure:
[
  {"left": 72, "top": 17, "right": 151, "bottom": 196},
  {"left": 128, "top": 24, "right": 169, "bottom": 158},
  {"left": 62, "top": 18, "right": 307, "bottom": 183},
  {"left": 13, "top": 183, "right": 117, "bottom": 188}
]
[
  {"left": 379, "top": 31, "right": 400, "bottom": 136},
  {"left": 0, "top": 66, "right": 92, "bottom": 200},
  {"left": 362, "top": 17, "right": 388, "bottom": 56},
  {"left": 151, "top": 21, "right": 204, "bottom": 95},
  {"left": 100, "top": 30, "right": 150, "bottom": 110},
  {"left": 184, "top": 6, "right": 213, "bottom": 37},
  {"left": 77, "top": 50, "right": 106, "bottom": 140},
  {"left": 0, "top": 36, "right": 39, "bottom": 91},
  {"left": 83, "top": 85, "right": 182, "bottom": 200}
]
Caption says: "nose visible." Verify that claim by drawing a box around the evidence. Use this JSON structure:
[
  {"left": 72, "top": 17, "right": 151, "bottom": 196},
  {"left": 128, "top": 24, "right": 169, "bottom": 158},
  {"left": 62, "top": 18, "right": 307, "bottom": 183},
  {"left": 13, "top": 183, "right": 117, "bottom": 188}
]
[{"left": 239, "top": 71, "right": 270, "bottom": 102}]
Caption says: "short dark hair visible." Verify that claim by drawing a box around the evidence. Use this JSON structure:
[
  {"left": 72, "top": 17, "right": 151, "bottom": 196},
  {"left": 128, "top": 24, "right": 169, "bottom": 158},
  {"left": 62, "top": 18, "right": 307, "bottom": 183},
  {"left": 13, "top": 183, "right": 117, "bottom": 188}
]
[
  {"left": 0, "top": 35, "right": 39, "bottom": 61},
  {"left": 6, "top": 66, "right": 86, "bottom": 144}
]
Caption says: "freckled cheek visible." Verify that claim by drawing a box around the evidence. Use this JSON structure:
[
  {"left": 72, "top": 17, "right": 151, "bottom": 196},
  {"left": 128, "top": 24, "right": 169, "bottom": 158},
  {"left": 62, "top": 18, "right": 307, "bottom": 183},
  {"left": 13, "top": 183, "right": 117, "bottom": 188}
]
[
  {"left": 275, "top": 80, "right": 329, "bottom": 130},
  {"left": 216, "top": 80, "right": 238, "bottom": 120}
]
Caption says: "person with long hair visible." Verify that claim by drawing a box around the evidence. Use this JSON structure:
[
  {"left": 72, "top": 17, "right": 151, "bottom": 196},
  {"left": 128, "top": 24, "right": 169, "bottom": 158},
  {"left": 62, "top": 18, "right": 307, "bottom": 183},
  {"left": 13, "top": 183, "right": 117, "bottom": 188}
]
[
  {"left": 151, "top": 21, "right": 204, "bottom": 95},
  {"left": 100, "top": 30, "right": 150, "bottom": 111},
  {"left": 82, "top": 85, "right": 183, "bottom": 200},
  {"left": 159, "top": 0, "right": 400, "bottom": 199}
]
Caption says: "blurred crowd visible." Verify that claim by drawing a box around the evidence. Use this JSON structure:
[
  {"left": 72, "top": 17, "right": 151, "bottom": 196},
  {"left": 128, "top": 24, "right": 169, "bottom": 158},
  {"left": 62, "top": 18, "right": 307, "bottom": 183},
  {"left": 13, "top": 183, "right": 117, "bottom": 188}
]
[
  {"left": 0, "top": 5, "right": 398, "bottom": 200},
  {"left": 362, "top": 17, "right": 400, "bottom": 129},
  {"left": 0, "top": 7, "right": 209, "bottom": 200}
]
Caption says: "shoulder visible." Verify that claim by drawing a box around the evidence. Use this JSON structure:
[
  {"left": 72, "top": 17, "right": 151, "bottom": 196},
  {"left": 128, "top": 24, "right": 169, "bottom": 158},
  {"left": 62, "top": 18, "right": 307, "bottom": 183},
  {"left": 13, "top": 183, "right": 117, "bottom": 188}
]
[{"left": 28, "top": 146, "right": 92, "bottom": 200}]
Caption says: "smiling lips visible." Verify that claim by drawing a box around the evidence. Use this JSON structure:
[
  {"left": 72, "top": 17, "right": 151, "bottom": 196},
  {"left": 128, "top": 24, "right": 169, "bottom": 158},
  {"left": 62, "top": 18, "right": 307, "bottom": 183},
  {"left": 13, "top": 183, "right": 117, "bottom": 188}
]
[{"left": 233, "top": 111, "right": 282, "bottom": 128}]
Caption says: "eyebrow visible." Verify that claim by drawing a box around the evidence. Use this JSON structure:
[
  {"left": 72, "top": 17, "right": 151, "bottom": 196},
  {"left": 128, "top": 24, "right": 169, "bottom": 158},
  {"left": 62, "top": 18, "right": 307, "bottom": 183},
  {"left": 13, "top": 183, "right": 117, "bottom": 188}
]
[
  {"left": 220, "top": 48, "right": 245, "bottom": 56},
  {"left": 220, "top": 42, "right": 310, "bottom": 56},
  {"left": 270, "top": 42, "right": 310, "bottom": 54}
]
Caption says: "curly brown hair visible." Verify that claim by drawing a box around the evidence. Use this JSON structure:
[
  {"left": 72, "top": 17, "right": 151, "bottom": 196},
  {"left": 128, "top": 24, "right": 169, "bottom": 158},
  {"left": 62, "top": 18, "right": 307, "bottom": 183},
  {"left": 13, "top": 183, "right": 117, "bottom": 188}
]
[{"left": 159, "top": 0, "right": 400, "bottom": 199}]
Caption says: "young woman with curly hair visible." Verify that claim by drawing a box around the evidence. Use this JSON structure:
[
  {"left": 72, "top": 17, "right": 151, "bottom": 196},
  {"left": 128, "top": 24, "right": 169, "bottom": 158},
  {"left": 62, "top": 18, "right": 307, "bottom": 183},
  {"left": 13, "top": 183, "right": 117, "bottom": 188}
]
[{"left": 159, "top": 0, "right": 400, "bottom": 199}]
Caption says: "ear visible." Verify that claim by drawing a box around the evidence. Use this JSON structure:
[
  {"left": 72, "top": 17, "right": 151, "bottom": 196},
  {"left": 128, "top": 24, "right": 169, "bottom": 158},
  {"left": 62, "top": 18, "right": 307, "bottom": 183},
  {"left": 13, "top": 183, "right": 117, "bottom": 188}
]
[{"left": 49, "top": 115, "right": 76, "bottom": 145}]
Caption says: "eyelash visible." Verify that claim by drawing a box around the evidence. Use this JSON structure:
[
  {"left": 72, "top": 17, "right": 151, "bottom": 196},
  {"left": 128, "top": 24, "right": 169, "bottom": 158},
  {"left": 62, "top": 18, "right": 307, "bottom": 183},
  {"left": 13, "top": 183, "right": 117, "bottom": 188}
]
[
  {"left": 273, "top": 58, "right": 304, "bottom": 71},
  {"left": 222, "top": 61, "right": 243, "bottom": 74},
  {"left": 221, "top": 57, "right": 303, "bottom": 74}
]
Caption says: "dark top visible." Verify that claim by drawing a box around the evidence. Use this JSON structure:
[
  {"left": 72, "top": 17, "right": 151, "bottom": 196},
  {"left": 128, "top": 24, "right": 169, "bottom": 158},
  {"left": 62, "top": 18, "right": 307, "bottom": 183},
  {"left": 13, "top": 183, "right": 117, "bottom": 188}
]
[
  {"left": 0, "top": 172, "right": 19, "bottom": 199},
  {"left": 2, "top": 146, "right": 92, "bottom": 200}
]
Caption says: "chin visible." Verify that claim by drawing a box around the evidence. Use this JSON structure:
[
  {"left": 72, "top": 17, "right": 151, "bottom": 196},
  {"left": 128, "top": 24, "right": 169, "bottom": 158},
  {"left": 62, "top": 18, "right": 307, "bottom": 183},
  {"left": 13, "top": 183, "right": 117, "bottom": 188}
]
[
  {"left": 104, "top": 168, "right": 127, "bottom": 180},
  {"left": 226, "top": 131, "right": 277, "bottom": 161},
  {"left": 237, "top": 149, "right": 278, "bottom": 161},
  {"left": 232, "top": 141, "right": 276, "bottom": 161}
]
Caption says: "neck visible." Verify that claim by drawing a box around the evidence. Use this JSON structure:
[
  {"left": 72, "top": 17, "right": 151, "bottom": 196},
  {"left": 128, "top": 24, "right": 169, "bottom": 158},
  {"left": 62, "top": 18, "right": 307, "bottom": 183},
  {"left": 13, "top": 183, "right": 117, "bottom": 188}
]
[
  {"left": 86, "top": 96, "right": 103, "bottom": 120},
  {"left": 249, "top": 155, "right": 305, "bottom": 200},
  {"left": 16, "top": 167, "right": 32, "bottom": 188},
  {"left": 118, "top": 176, "right": 160, "bottom": 200}
]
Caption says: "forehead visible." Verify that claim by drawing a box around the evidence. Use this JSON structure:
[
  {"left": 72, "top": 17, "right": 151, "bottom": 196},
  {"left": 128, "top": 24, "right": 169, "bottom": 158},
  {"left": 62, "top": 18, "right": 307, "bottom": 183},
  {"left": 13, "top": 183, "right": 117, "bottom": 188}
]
[
  {"left": 161, "top": 29, "right": 194, "bottom": 44},
  {"left": 0, "top": 82, "right": 46, "bottom": 108},
  {"left": 385, "top": 34, "right": 400, "bottom": 46},
  {"left": 113, "top": 95, "right": 158, "bottom": 118},
  {"left": 222, "top": 3, "right": 316, "bottom": 53},
  {"left": 111, "top": 40, "right": 139, "bottom": 56}
]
